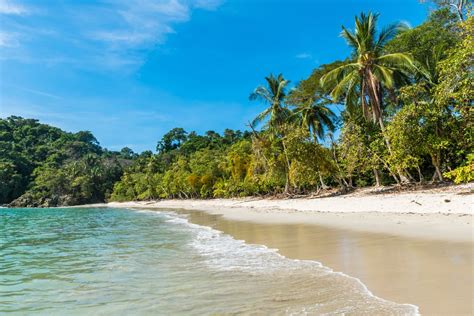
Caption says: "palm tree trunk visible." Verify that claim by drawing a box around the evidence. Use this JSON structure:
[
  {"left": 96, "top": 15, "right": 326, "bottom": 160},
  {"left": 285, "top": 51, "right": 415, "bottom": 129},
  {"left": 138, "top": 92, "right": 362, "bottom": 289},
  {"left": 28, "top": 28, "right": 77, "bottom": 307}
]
[
  {"left": 366, "top": 71, "right": 382, "bottom": 123},
  {"left": 366, "top": 71, "right": 409, "bottom": 184},
  {"left": 361, "top": 80, "right": 370, "bottom": 120}
]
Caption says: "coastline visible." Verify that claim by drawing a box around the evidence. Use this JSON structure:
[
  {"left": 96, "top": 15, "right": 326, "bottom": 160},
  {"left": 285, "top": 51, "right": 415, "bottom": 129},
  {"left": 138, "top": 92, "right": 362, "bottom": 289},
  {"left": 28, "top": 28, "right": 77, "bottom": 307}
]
[
  {"left": 105, "top": 183, "right": 473, "bottom": 243},
  {"left": 87, "top": 184, "right": 473, "bottom": 314}
]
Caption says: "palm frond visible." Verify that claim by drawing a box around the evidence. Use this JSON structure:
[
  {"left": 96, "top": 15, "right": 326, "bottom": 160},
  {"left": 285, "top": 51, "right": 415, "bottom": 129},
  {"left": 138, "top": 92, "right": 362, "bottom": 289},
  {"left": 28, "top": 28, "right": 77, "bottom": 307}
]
[
  {"left": 377, "top": 52, "right": 415, "bottom": 70},
  {"left": 373, "top": 65, "right": 394, "bottom": 88},
  {"left": 249, "top": 86, "right": 272, "bottom": 103},
  {"left": 340, "top": 27, "right": 359, "bottom": 51},
  {"left": 375, "top": 22, "right": 407, "bottom": 51},
  {"left": 345, "top": 75, "right": 361, "bottom": 115},
  {"left": 251, "top": 108, "right": 272, "bottom": 128},
  {"left": 330, "top": 70, "right": 359, "bottom": 100},
  {"left": 320, "top": 62, "right": 360, "bottom": 90}
]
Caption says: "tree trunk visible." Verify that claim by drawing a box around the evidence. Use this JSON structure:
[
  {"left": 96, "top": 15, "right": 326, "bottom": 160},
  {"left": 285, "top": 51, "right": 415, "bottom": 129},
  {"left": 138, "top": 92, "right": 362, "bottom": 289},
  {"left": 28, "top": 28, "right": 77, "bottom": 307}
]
[
  {"left": 451, "top": 2, "right": 464, "bottom": 21},
  {"left": 416, "top": 165, "right": 424, "bottom": 183},
  {"left": 431, "top": 154, "right": 443, "bottom": 182},
  {"left": 284, "top": 178, "right": 290, "bottom": 194},
  {"left": 281, "top": 140, "right": 292, "bottom": 194},
  {"left": 361, "top": 80, "right": 370, "bottom": 120},
  {"left": 373, "top": 167, "right": 381, "bottom": 187},
  {"left": 405, "top": 169, "right": 416, "bottom": 182},
  {"left": 319, "top": 173, "right": 329, "bottom": 190},
  {"left": 329, "top": 139, "right": 350, "bottom": 189}
]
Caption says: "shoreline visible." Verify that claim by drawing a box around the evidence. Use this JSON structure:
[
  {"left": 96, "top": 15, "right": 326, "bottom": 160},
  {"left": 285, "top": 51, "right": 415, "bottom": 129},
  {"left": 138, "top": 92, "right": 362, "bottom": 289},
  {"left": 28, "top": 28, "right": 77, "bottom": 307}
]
[
  {"left": 82, "top": 185, "right": 473, "bottom": 314},
  {"left": 175, "top": 208, "right": 472, "bottom": 315},
  {"left": 103, "top": 184, "right": 473, "bottom": 242}
]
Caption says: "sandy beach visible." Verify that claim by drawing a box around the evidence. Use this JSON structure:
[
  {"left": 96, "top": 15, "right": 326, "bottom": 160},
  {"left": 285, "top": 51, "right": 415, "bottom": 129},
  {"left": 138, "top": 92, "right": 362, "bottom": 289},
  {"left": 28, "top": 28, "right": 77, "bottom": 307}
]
[
  {"left": 107, "top": 184, "right": 473, "bottom": 242},
  {"left": 104, "top": 184, "right": 473, "bottom": 315}
]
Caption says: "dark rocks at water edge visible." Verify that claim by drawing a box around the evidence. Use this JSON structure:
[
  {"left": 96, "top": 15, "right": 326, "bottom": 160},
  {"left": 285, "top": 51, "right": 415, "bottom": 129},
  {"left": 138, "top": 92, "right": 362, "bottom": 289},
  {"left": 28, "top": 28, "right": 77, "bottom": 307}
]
[{"left": 9, "top": 193, "right": 97, "bottom": 208}]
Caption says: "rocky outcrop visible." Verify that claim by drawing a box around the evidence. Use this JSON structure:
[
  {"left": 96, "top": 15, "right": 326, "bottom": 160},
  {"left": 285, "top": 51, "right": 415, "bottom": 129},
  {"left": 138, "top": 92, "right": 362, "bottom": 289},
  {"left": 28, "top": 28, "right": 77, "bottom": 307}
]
[{"left": 9, "top": 193, "right": 85, "bottom": 208}]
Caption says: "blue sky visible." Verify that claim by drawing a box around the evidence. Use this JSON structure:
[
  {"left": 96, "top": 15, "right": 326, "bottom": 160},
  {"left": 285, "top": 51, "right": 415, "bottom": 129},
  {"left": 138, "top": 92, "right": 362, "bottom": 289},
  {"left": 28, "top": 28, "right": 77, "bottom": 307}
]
[{"left": 0, "top": 0, "right": 431, "bottom": 152}]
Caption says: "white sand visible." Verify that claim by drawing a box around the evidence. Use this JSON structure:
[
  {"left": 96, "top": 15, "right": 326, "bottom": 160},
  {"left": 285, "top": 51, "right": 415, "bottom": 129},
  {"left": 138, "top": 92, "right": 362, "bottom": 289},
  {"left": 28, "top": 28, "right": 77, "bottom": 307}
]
[{"left": 104, "top": 184, "right": 473, "bottom": 243}]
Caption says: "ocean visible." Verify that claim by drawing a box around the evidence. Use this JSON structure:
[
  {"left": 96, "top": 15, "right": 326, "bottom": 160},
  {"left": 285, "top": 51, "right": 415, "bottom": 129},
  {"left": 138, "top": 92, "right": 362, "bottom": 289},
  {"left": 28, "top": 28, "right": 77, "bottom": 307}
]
[{"left": 0, "top": 207, "right": 418, "bottom": 315}]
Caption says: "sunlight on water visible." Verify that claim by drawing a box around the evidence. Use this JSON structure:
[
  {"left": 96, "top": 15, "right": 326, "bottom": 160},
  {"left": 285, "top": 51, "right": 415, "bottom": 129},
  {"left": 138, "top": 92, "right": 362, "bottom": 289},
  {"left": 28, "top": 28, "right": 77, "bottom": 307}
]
[{"left": 0, "top": 207, "right": 418, "bottom": 315}]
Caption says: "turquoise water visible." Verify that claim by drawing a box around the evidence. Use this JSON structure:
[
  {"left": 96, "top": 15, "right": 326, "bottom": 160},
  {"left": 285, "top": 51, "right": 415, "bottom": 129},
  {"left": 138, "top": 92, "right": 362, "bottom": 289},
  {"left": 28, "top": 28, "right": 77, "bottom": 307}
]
[{"left": 0, "top": 207, "right": 418, "bottom": 315}]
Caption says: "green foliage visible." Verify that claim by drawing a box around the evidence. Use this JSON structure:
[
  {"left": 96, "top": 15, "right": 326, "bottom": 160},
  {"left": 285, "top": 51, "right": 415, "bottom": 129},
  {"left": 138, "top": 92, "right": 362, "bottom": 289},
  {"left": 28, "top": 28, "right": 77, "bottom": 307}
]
[
  {"left": 0, "top": 161, "right": 24, "bottom": 203},
  {"left": 156, "top": 128, "right": 188, "bottom": 153},
  {"left": 385, "top": 8, "right": 459, "bottom": 64},
  {"left": 420, "top": 0, "right": 471, "bottom": 21},
  {"left": 320, "top": 12, "right": 415, "bottom": 124},
  {"left": 435, "top": 15, "right": 474, "bottom": 110},
  {"left": 0, "top": 116, "right": 129, "bottom": 206},
  {"left": 444, "top": 154, "right": 474, "bottom": 183},
  {"left": 249, "top": 73, "right": 293, "bottom": 135}
]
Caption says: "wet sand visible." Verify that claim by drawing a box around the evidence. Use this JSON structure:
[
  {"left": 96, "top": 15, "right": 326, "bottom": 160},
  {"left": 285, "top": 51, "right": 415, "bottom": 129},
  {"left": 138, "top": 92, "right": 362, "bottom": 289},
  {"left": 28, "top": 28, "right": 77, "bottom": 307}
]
[
  {"left": 104, "top": 188, "right": 473, "bottom": 315},
  {"left": 177, "top": 209, "right": 473, "bottom": 315}
]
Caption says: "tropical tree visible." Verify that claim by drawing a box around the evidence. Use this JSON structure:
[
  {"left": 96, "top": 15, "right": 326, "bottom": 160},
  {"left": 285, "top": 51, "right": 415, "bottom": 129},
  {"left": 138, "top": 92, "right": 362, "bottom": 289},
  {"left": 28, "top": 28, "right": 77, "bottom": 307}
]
[
  {"left": 250, "top": 74, "right": 296, "bottom": 193},
  {"left": 321, "top": 12, "right": 417, "bottom": 183},
  {"left": 156, "top": 128, "right": 188, "bottom": 153},
  {"left": 292, "top": 101, "right": 336, "bottom": 142},
  {"left": 249, "top": 73, "right": 292, "bottom": 134},
  {"left": 321, "top": 12, "right": 415, "bottom": 129},
  {"left": 435, "top": 14, "right": 473, "bottom": 112},
  {"left": 420, "top": 0, "right": 471, "bottom": 21}
]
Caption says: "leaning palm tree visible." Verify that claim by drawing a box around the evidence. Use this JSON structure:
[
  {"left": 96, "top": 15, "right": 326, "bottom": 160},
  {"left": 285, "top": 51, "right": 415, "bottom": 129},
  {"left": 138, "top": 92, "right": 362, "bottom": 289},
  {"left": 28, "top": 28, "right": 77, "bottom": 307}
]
[
  {"left": 292, "top": 101, "right": 336, "bottom": 143},
  {"left": 249, "top": 73, "right": 292, "bottom": 135},
  {"left": 321, "top": 12, "right": 415, "bottom": 130}
]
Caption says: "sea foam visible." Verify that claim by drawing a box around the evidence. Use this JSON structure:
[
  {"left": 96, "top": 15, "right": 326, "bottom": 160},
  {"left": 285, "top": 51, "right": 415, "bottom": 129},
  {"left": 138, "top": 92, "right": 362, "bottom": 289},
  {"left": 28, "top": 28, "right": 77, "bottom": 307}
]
[{"left": 155, "top": 209, "right": 420, "bottom": 315}]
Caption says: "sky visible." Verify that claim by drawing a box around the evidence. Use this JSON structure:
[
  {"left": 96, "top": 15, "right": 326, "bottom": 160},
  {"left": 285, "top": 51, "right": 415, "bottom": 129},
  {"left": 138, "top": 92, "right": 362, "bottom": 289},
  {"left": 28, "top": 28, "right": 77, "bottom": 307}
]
[{"left": 0, "top": 0, "right": 432, "bottom": 152}]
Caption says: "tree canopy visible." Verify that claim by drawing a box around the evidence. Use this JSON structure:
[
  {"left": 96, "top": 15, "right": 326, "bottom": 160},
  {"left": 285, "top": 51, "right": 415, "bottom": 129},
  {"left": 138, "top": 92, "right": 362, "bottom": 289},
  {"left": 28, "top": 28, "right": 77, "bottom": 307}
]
[{"left": 0, "top": 116, "right": 132, "bottom": 207}]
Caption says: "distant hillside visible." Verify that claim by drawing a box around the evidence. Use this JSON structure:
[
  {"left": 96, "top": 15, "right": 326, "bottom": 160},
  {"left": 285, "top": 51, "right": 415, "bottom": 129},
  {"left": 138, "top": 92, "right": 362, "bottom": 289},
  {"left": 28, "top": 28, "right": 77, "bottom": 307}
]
[{"left": 0, "top": 116, "right": 135, "bottom": 207}]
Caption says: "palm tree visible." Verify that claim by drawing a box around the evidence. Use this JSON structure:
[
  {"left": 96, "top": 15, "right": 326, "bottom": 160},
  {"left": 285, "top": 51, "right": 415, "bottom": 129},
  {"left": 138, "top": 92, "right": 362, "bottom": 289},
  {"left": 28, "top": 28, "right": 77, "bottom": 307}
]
[
  {"left": 291, "top": 100, "right": 337, "bottom": 189},
  {"left": 321, "top": 12, "right": 416, "bottom": 184},
  {"left": 250, "top": 73, "right": 293, "bottom": 193},
  {"left": 249, "top": 73, "right": 292, "bottom": 135},
  {"left": 321, "top": 12, "right": 415, "bottom": 130},
  {"left": 292, "top": 101, "right": 336, "bottom": 143}
]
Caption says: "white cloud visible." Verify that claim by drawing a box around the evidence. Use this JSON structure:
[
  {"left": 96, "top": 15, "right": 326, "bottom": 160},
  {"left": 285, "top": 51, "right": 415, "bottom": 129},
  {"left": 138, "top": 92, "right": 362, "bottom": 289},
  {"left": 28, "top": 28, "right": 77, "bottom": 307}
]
[
  {"left": 193, "top": 0, "right": 223, "bottom": 10},
  {"left": 13, "top": 85, "right": 63, "bottom": 100},
  {"left": 88, "top": 0, "right": 197, "bottom": 49},
  {"left": 0, "top": 0, "right": 28, "bottom": 15},
  {"left": 0, "top": 31, "right": 18, "bottom": 47},
  {"left": 295, "top": 53, "right": 312, "bottom": 59},
  {"left": 86, "top": 0, "right": 224, "bottom": 68},
  {"left": 0, "top": 0, "right": 224, "bottom": 70}
]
